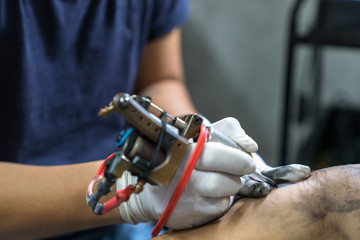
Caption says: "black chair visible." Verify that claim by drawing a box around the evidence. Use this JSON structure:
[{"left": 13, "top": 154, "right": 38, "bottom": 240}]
[{"left": 280, "top": 0, "right": 360, "bottom": 166}]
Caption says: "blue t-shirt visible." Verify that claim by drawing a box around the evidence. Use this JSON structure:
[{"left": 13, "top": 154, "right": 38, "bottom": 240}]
[
  {"left": 0, "top": 0, "right": 189, "bottom": 239},
  {"left": 0, "top": 0, "right": 189, "bottom": 164}
]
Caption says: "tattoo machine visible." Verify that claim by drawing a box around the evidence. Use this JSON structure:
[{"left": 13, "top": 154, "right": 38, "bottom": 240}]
[
  {"left": 86, "top": 93, "right": 206, "bottom": 216},
  {"left": 85, "top": 92, "right": 268, "bottom": 235}
]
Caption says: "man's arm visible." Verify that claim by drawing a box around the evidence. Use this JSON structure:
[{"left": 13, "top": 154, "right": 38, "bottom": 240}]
[
  {"left": 155, "top": 164, "right": 360, "bottom": 240},
  {"left": 0, "top": 161, "right": 124, "bottom": 240},
  {"left": 134, "top": 27, "right": 196, "bottom": 116},
  {"left": 0, "top": 28, "right": 195, "bottom": 240}
]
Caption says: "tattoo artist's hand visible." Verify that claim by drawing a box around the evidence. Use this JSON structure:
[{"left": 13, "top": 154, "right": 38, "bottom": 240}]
[
  {"left": 117, "top": 117, "right": 256, "bottom": 230},
  {"left": 203, "top": 117, "right": 311, "bottom": 198},
  {"left": 237, "top": 154, "right": 311, "bottom": 198}
]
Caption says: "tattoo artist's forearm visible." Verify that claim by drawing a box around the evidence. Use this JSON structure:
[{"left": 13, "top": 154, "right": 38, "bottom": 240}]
[
  {"left": 138, "top": 79, "right": 196, "bottom": 116},
  {"left": 0, "top": 161, "right": 121, "bottom": 239}
]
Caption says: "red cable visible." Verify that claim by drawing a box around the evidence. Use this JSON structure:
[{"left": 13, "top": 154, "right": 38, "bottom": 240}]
[
  {"left": 87, "top": 152, "right": 134, "bottom": 214},
  {"left": 97, "top": 152, "right": 115, "bottom": 175},
  {"left": 86, "top": 152, "right": 115, "bottom": 197},
  {"left": 102, "top": 185, "right": 134, "bottom": 214},
  {"left": 151, "top": 124, "right": 209, "bottom": 237}
]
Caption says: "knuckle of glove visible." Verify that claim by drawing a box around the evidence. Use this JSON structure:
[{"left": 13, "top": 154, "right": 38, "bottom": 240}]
[
  {"left": 189, "top": 170, "right": 242, "bottom": 198},
  {"left": 196, "top": 142, "right": 256, "bottom": 176},
  {"left": 213, "top": 196, "right": 231, "bottom": 214},
  {"left": 171, "top": 197, "right": 229, "bottom": 231},
  {"left": 166, "top": 195, "right": 230, "bottom": 230}
]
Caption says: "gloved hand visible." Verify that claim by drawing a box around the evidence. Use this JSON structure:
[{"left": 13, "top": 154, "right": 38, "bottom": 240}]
[
  {"left": 117, "top": 117, "right": 257, "bottom": 230},
  {"left": 201, "top": 116, "right": 311, "bottom": 199},
  {"left": 237, "top": 153, "right": 311, "bottom": 198}
]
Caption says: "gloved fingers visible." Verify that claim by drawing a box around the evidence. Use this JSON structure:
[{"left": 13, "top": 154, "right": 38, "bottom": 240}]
[
  {"left": 191, "top": 142, "right": 255, "bottom": 176},
  {"left": 237, "top": 175, "right": 272, "bottom": 198},
  {"left": 211, "top": 117, "right": 258, "bottom": 153},
  {"left": 261, "top": 164, "right": 311, "bottom": 184},
  {"left": 181, "top": 195, "right": 230, "bottom": 216},
  {"left": 193, "top": 196, "right": 231, "bottom": 216},
  {"left": 168, "top": 196, "right": 231, "bottom": 230},
  {"left": 235, "top": 135, "right": 258, "bottom": 153},
  {"left": 187, "top": 170, "right": 242, "bottom": 198}
]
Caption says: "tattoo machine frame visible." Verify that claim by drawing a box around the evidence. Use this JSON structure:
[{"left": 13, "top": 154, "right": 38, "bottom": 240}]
[{"left": 86, "top": 93, "right": 204, "bottom": 216}]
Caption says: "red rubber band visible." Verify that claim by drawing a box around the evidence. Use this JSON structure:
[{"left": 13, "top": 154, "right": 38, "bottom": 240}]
[{"left": 151, "top": 124, "right": 209, "bottom": 237}]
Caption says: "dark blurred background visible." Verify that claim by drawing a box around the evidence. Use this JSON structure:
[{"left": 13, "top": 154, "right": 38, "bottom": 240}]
[{"left": 182, "top": 0, "right": 360, "bottom": 168}]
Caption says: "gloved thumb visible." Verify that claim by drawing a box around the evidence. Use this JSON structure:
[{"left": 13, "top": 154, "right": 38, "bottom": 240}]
[{"left": 211, "top": 117, "right": 258, "bottom": 153}]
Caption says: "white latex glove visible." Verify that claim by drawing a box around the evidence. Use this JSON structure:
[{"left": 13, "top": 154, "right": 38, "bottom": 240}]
[
  {"left": 237, "top": 153, "right": 311, "bottom": 198},
  {"left": 255, "top": 155, "right": 311, "bottom": 183},
  {"left": 117, "top": 117, "right": 257, "bottom": 230}
]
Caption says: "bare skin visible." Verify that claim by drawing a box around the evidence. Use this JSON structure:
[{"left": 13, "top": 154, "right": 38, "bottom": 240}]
[
  {"left": 155, "top": 164, "right": 360, "bottom": 240},
  {"left": 0, "top": 28, "right": 196, "bottom": 240},
  {"left": 0, "top": 160, "right": 119, "bottom": 239},
  {"left": 135, "top": 28, "right": 196, "bottom": 115}
]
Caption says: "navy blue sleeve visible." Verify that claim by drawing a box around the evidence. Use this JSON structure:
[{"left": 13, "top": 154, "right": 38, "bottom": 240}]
[{"left": 148, "top": 0, "right": 190, "bottom": 41}]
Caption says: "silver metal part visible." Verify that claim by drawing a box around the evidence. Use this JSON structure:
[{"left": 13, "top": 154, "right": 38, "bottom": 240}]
[
  {"left": 206, "top": 126, "right": 251, "bottom": 156},
  {"left": 173, "top": 117, "right": 186, "bottom": 130}
]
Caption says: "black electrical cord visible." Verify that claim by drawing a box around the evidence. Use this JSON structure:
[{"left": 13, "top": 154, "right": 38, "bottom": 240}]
[{"left": 140, "top": 112, "right": 167, "bottom": 180}]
